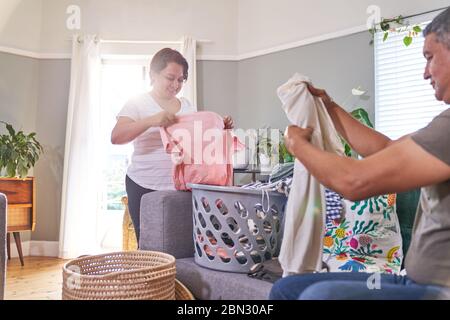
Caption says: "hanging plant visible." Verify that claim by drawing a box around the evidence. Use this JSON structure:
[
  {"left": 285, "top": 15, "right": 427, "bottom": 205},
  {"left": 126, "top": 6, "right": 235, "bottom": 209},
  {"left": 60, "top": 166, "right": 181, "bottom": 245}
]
[{"left": 368, "top": 15, "right": 422, "bottom": 47}]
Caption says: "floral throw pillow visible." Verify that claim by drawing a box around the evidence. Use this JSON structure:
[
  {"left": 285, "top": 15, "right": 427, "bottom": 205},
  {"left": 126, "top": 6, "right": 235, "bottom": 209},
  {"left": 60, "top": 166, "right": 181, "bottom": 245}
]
[{"left": 323, "top": 193, "right": 403, "bottom": 274}]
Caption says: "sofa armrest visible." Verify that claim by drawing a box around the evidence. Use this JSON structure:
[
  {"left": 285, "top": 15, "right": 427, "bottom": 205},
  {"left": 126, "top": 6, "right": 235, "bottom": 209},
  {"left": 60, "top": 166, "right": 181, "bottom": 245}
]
[
  {"left": 0, "top": 193, "right": 7, "bottom": 300},
  {"left": 139, "top": 190, "right": 194, "bottom": 259}
]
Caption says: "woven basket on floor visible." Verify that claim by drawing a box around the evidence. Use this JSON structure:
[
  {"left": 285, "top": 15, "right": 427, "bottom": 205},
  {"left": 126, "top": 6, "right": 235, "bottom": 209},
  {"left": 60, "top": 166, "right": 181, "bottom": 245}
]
[
  {"left": 62, "top": 250, "right": 176, "bottom": 300},
  {"left": 175, "top": 279, "right": 195, "bottom": 300}
]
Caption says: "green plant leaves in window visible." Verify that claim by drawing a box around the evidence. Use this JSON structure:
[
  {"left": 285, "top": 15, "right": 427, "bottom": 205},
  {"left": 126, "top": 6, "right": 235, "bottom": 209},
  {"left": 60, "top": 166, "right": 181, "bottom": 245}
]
[{"left": 403, "top": 36, "right": 413, "bottom": 47}]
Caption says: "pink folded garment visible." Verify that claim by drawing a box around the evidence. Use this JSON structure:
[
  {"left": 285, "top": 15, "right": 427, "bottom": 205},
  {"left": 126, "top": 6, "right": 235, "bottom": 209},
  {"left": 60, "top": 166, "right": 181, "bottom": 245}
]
[{"left": 160, "top": 111, "right": 243, "bottom": 190}]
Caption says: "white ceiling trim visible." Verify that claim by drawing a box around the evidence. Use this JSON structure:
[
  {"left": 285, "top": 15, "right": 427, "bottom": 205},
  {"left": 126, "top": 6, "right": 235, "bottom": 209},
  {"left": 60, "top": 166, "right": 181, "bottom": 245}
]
[
  {"left": 237, "top": 24, "right": 368, "bottom": 61},
  {"left": 0, "top": 24, "right": 367, "bottom": 61}
]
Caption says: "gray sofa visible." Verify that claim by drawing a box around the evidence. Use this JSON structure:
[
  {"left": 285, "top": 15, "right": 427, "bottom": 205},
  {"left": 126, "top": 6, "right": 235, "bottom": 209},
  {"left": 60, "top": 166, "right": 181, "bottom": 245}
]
[
  {"left": 139, "top": 189, "right": 420, "bottom": 300},
  {"left": 0, "top": 193, "right": 7, "bottom": 300},
  {"left": 139, "top": 190, "right": 273, "bottom": 300}
]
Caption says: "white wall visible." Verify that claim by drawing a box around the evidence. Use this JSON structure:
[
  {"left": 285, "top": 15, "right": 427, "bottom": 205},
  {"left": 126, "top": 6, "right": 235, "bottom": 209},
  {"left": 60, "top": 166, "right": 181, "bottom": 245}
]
[
  {"left": 0, "top": 0, "right": 43, "bottom": 52},
  {"left": 39, "top": 0, "right": 238, "bottom": 58},
  {"left": 238, "top": 0, "right": 450, "bottom": 55},
  {"left": 1, "top": 0, "right": 448, "bottom": 58}
]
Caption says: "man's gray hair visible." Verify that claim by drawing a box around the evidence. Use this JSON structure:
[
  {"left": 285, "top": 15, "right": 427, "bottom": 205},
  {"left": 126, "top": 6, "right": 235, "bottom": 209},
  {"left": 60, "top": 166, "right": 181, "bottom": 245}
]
[{"left": 423, "top": 7, "right": 450, "bottom": 49}]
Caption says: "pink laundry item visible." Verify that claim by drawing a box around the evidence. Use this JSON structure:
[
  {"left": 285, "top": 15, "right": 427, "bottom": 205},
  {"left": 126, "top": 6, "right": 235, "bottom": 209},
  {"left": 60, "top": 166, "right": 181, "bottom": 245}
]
[{"left": 160, "top": 111, "right": 243, "bottom": 190}]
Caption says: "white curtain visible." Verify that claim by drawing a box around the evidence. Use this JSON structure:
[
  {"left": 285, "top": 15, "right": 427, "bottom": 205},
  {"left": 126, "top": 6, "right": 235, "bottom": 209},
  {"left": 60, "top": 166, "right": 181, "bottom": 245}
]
[
  {"left": 180, "top": 36, "right": 197, "bottom": 109},
  {"left": 59, "top": 35, "right": 102, "bottom": 259}
]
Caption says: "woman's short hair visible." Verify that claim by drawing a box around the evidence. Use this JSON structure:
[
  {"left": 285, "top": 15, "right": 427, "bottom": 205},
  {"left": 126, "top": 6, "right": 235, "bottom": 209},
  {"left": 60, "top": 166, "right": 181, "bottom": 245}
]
[{"left": 150, "top": 48, "right": 189, "bottom": 80}]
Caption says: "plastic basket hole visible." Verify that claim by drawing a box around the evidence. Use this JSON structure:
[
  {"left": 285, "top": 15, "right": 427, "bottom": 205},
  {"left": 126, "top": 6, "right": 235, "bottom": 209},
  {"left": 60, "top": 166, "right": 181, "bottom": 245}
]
[
  {"left": 210, "top": 215, "right": 222, "bottom": 230},
  {"left": 206, "top": 230, "right": 218, "bottom": 246},
  {"left": 226, "top": 217, "right": 240, "bottom": 234},
  {"left": 221, "top": 232, "right": 234, "bottom": 248},
  {"left": 263, "top": 221, "right": 272, "bottom": 234},
  {"left": 201, "top": 197, "right": 211, "bottom": 213},
  {"left": 235, "top": 251, "right": 247, "bottom": 264},
  {"left": 270, "top": 235, "right": 276, "bottom": 250},
  {"left": 193, "top": 214, "right": 197, "bottom": 226},
  {"left": 193, "top": 197, "right": 199, "bottom": 211},
  {"left": 234, "top": 201, "right": 248, "bottom": 218},
  {"left": 270, "top": 204, "right": 279, "bottom": 217},
  {"left": 250, "top": 251, "right": 262, "bottom": 264},
  {"left": 273, "top": 216, "right": 280, "bottom": 232},
  {"left": 215, "top": 199, "right": 229, "bottom": 215},
  {"left": 255, "top": 205, "right": 267, "bottom": 220},
  {"left": 195, "top": 228, "right": 203, "bottom": 243},
  {"left": 264, "top": 251, "right": 272, "bottom": 261},
  {"left": 198, "top": 212, "right": 207, "bottom": 228},
  {"left": 217, "top": 247, "right": 231, "bottom": 263},
  {"left": 247, "top": 219, "right": 259, "bottom": 235},
  {"left": 256, "top": 236, "right": 267, "bottom": 251},
  {"left": 204, "top": 245, "right": 215, "bottom": 260},
  {"left": 238, "top": 235, "right": 252, "bottom": 251},
  {"left": 195, "top": 242, "right": 202, "bottom": 257}
]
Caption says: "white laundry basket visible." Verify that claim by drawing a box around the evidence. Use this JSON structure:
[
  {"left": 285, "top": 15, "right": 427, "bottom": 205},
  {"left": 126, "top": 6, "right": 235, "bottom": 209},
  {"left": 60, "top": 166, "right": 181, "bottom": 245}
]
[{"left": 188, "top": 183, "right": 287, "bottom": 273}]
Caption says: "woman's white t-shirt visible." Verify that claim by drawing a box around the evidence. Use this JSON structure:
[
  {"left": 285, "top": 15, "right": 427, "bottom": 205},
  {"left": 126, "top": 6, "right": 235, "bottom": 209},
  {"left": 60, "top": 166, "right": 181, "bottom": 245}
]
[{"left": 116, "top": 93, "right": 195, "bottom": 190}]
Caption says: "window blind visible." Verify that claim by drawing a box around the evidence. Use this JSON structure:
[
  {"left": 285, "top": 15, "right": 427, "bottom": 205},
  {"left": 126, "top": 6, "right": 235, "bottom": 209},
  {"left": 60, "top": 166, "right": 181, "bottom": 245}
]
[{"left": 374, "top": 21, "right": 446, "bottom": 140}]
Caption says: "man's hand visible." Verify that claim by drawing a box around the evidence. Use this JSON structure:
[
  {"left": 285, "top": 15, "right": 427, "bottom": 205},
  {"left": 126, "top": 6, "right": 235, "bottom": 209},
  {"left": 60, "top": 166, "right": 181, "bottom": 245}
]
[
  {"left": 284, "top": 125, "right": 313, "bottom": 155},
  {"left": 223, "top": 116, "right": 234, "bottom": 129},
  {"left": 307, "top": 83, "right": 334, "bottom": 107}
]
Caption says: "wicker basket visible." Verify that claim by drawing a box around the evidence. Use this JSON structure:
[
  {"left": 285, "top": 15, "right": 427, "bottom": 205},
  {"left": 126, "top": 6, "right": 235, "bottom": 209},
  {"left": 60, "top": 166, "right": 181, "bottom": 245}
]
[
  {"left": 175, "top": 279, "right": 195, "bottom": 300},
  {"left": 62, "top": 251, "right": 176, "bottom": 300},
  {"left": 122, "top": 196, "right": 138, "bottom": 251}
]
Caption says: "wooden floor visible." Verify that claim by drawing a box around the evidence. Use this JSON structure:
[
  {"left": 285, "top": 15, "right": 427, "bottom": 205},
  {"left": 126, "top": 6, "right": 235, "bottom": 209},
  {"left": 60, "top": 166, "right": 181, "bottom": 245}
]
[{"left": 5, "top": 256, "right": 67, "bottom": 300}]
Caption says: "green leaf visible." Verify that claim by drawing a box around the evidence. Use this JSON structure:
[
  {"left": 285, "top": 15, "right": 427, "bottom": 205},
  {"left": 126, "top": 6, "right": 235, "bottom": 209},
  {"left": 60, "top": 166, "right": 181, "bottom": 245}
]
[
  {"left": 413, "top": 25, "right": 422, "bottom": 33},
  {"left": 380, "top": 21, "right": 390, "bottom": 31},
  {"left": 5, "top": 123, "right": 15, "bottom": 136},
  {"left": 350, "top": 108, "right": 374, "bottom": 128},
  {"left": 383, "top": 32, "right": 389, "bottom": 42},
  {"left": 403, "top": 36, "right": 413, "bottom": 46}
]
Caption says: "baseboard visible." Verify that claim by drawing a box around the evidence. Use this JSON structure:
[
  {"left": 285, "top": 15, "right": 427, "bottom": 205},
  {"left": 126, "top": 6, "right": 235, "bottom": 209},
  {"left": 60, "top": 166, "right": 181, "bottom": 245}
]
[{"left": 9, "top": 240, "right": 59, "bottom": 258}]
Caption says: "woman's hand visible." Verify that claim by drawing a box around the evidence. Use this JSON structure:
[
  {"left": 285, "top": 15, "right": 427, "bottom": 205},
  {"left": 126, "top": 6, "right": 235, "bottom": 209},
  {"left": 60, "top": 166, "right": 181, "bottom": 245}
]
[
  {"left": 223, "top": 116, "right": 234, "bottom": 129},
  {"left": 284, "top": 125, "right": 313, "bottom": 156},
  {"left": 307, "top": 83, "right": 334, "bottom": 107},
  {"left": 151, "top": 110, "right": 177, "bottom": 127}
]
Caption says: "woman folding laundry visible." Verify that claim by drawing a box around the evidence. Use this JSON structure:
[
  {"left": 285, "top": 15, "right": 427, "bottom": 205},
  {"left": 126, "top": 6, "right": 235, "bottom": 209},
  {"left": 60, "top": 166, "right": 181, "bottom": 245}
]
[{"left": 111, "top": 48, "right": 233, "bottom": 243}]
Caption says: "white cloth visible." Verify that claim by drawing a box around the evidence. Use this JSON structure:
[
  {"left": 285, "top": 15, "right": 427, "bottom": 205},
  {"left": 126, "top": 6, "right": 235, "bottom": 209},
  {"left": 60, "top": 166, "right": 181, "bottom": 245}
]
[
  {"left": 59, "top": 35, "right": 102, "bottom": 259},
  {"left": 180, "top": 36, "right": 197, "bottom": 110},
  {"left": 116, "top": 93, "right": 195, "bottom": 190},
  {"left": 277, "top": 73, "right": 344, "bottom": 275}
]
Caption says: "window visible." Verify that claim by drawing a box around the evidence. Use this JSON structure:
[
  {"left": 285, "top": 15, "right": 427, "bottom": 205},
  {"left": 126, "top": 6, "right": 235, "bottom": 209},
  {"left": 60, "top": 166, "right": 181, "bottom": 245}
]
[
  {"left": 374, "top": 21, "right": 446, "bottom": 140},
  {"left": 97, "top": 57, "right": 151, "bottom": 251}
]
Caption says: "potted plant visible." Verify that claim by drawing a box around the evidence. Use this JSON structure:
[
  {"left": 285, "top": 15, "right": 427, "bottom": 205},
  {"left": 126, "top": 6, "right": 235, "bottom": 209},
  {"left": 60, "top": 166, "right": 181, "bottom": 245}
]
[
  {"left": 257, "top": 128, "right": 293, "bottom": 173},
  {"left": 0, "top": 121, "right": 43, "bottom": 266},
  {"left": 0, "top": 121, "right": 43, "bottom": 178}
]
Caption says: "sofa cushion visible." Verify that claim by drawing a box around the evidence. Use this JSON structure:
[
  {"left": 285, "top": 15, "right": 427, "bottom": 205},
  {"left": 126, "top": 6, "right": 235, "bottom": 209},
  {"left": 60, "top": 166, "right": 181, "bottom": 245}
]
[
  {"left": 323, "top": 193, "right": 403, "bottom": 274},
  {"left": 176, "top": 258, "right": 273, "bottom": 300},
  {"left": 139, "top": 190, "right": 194, "bottom": 259}
]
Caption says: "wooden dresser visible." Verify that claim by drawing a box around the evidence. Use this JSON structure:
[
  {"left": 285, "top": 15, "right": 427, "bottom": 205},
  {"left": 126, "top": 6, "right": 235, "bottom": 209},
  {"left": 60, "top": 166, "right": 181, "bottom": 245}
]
[{"left": 0, "top": 177, "right": 36, "bottom": 266}]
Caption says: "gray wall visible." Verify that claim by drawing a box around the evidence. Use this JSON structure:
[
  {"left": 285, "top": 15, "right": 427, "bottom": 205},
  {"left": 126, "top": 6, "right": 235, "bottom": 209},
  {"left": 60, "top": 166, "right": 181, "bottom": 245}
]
[
  {"left": 33, "top": 59, "right": 70, "bottom": 241},
  {"left": 237, "top": 31, "right": 375, "bottom": 130},
  {"left": 0, "top": 31, "right": 374, "bottom": 242},
  {"left": 0, "top": 52, "right": 40, "bottom": 242},
  {"left": 197, "top": 60, "right": 238, "bottom": 120},
  {"left": 0, "top": 53, "right": 69, "bottom": 242}
]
